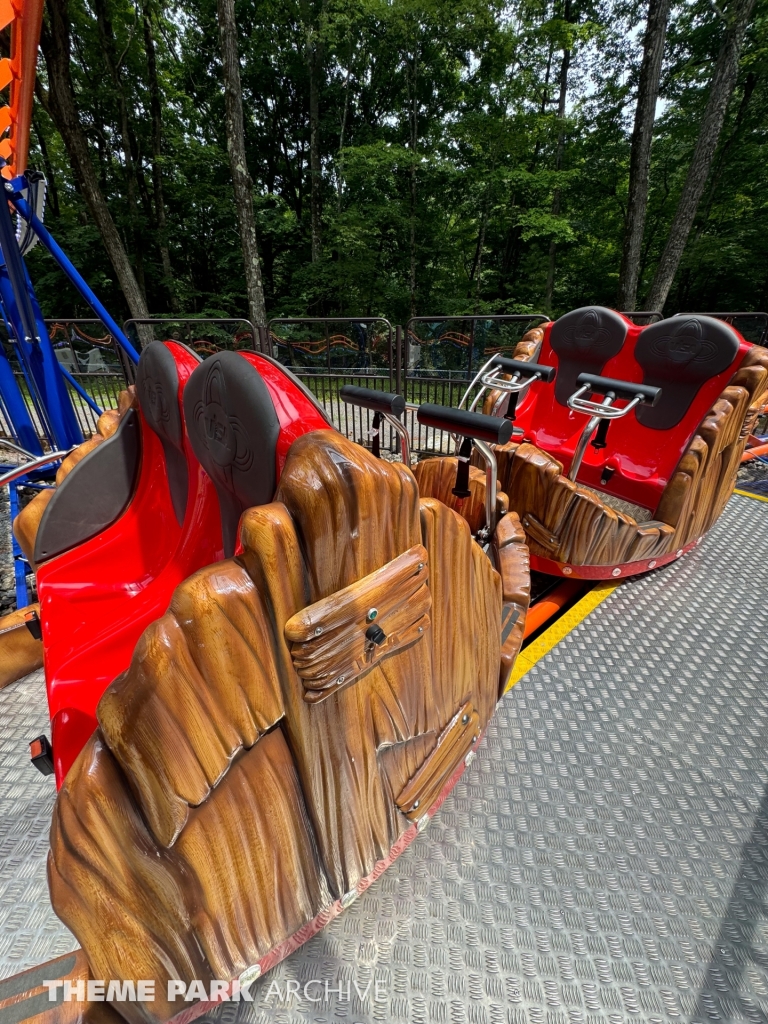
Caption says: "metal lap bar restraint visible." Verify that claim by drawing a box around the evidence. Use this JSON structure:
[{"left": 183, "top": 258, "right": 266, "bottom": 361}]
[
  {"left": 567, "top": 373, "right": 661, "bottom": 482},
  {"left": 416, "top": 404, "right": 513, "bottom": 542},
  {"left": 340, "top": 385, "right": 411, "bottom": 465},
  {"left": 458, "top": 354, "right": 556, "bottom": 425}
]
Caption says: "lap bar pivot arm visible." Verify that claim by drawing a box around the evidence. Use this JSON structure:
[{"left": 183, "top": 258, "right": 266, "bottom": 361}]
[
  {"left": 567, "top": 372, "right": 661, "bottom": 482},
  {"left": 340, "top": 385, "right": 410, "bottom": 464},
  {"left": 417, "top": 405, "right": 513, "bottom": 542},
  {"left": 459, "top": 354, "right": 556, "bottom": 426}
]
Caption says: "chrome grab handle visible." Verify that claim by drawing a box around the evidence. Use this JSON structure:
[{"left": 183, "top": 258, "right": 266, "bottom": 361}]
[
  {"left": 460, "top": 354, "right": 553, "bottom": 413},
  {"left": 382, "top": 412, "right": 410, "bottom": 466},
  {"left": 0, "top": 448, "right": 76, "bottom": 487},
  {"left": 458, "top": 353, "right": 503, "bottom": 412},
  {"left": 478, "top": 367, "right": 543, "bottom": 393},
  {"left": 567, "top": 384, "right": 644, "bottom": 420},
  {"left": 0, "top": 438, "right": 39, "bottom": 459}
]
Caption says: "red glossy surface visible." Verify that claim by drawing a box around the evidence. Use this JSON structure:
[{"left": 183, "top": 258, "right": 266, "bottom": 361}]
[
  {"left": 238, "top": 352, "right": 331, "bottom": 474},
  {"left": 511, "top": 316, "right": 750, "bottom": 513},
  {"left": 39, "top": 347, "right": 333, "bottom": 786},
  {"left": 38, "top": 342, "right": 222, "bottom": 785}
]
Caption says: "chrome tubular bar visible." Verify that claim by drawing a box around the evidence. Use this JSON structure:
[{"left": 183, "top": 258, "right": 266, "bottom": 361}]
[
  {"left": 567, "top": 383, "right": 644, "bottom": 420},
  {"left": 0, "top": 449, "right": 74, "bottom": 487},
  {"left": 472, "top": 438, "right": 498, "bottom": 541},
  {"left": 0, "top": 438, "right": 39, "bottom": 460},
  {"left": 383, "top": 412, "right": 411, "bottom": 466}
]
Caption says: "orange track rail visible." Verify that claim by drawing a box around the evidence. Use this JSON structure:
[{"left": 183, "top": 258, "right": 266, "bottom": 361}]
[
  {"left": 0, "top": 0, "right": 44, "bottom": 178},
  {"left": 522, "top": 579, "right": 584, "bottom": 639},
  {"left": 742, "top": 442, "right": 768, "bottom": 463}
]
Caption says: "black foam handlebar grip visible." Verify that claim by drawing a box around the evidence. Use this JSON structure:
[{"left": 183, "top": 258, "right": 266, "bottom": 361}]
[
  {"left": 576, "top": 373, "right": 661, "bottom": 405},
  {"left": 340, "top": 385, "right": 405, "bottom": 416},
  {"left": 492, "top": 356, "right": 557, "bottom": 383},
  {"left": 417, "top": 404, "right": 513, "bottom": 445}
]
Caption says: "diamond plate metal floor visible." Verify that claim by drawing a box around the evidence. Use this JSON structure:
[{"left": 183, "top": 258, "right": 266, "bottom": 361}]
[
  {"left": 209, "top": 493, "right": 768, "bottom": 1024},
  {"left": 1, "top": 494, "right": 767, "bottom": 1023},
  {"left": 0, "top": 670, "right": 76, "bottom": 979}
]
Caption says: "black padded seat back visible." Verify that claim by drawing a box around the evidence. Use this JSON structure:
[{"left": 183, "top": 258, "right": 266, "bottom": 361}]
[
  {"left": 136, "top": 342, "right": 196, "bottom": 525},
  {"left": 634, "top": 316, "right": 740, "bottom": 430},
  {"left": 549, "top": 306, "right": 629, "bottom": 405},
  {"left": 183, "top": 351, "right": 281, "bottom": 557},
  {"left": 35, "top": 411, "right": 140, "bottom": 565}
]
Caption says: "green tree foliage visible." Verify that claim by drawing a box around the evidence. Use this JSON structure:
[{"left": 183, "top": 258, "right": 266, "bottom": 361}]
[{"left": 26, "top": 0, "right": 768, "bottom": 322}]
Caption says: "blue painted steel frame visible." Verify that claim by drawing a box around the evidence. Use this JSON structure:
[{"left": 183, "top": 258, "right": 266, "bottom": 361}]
[
  {"left": 9, "top": 186, "right": 140, "bottom": 364},
  {"left": 0, "top": 341, "right": 40, "bottom": 454},
  {"left": 0, "top": 178, "right": 84, "bottom": 450}
]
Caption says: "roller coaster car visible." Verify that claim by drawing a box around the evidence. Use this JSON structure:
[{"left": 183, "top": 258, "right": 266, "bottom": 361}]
[
  {"left": 454, "top": 307, "right": 768, "bottom": 579},
  {"left": 23, "top": 342, "right": 328, "bottom": 785},
  {"left": 47, "top": 359, "right": 529, "bottom": 1024}
]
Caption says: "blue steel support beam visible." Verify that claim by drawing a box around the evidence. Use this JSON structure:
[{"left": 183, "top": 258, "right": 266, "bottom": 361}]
[
  {"left": 0, "top": 266, "right": 82, "bottom": 449},
  {"left": 57, "top": 363, "right": 102, "bottom": 416},
  {"left": 9, "top": 190, "right": 140, "bottom": 365},
  {"left": 0, "top": 341, "right": 41, "bottom": 454},
  {"left": 0, "top": 183, "right": 83, "bottom": 449}
]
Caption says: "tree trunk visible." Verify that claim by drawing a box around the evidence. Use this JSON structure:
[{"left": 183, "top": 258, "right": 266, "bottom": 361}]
[
  {"left": 645, "top": 0, "right": 756, "bottom": 311},
  {"left": 216, "top": 0, "right": 267, "bottom": 326},
  {"left": 142, "top": 0, "right": 177, "bottom": 310},
  {"left": 39, "top": 0, "right": 149, "bottom": 319},
  {"left": 472, "top": 207, "right": 487, "bottom": 308},
  {"left": 336, "top": 39, "right": 354, "bottom": 209},
  {"left": 301, "top": 0, "right": 325, "bottom": 262},
  {"left": 409, "top": 46, "right": 418, "bottom": 318},
  {"left": 545, "top": 36, "right": 571, "bottom": 313},
  {"left": 617, "top": 0, "right": 671, "bottom": 311},
  {"left": 308, "top": 37, "right": 322, "bottom": 262},
  {"left": 92, "top": 0, "right": 146, "bottom": 302}
]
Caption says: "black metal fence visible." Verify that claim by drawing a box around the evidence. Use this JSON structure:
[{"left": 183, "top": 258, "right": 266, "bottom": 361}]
[
  {"left": 124, "top": 317, "right": 261, "bottom": 357},
  {"left": 6, "top": 307, "right": 765, "bottom": 453},
  {"left": 46, "top": 319, "right": 133, "bottom": 437},
  {"left": 267, "top": 318, "right": 402, "bottom": 453},
  {"left": 403, "top": 314, "right": 550, "bottom": 454},
  {"left": 0, "top": 319, "right": 132, "bottom": 447}
]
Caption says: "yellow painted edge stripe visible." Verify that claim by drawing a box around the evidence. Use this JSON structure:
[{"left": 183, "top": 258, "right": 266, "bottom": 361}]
[
  {"left": 734, "top": 487, "right": 768, "bottom": 504},
  {"left": 505, "top": 581, "right": 620, "bottom": 693}
]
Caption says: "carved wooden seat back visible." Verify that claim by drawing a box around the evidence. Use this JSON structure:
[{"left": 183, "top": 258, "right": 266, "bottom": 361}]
[{"left": 48, "top": 431, "right": 524, "bottom": 1024}]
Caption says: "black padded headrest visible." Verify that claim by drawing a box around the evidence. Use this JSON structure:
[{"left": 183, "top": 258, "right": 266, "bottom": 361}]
[
  {"left": 136, "top": 342, "right": 194, "bottom": 526},
  {"left": 549, "top": 306, "right": 629, "bottom": 405},
  {"left": 183, "top": 351, "right": 280, "bottom": 557},
  {"left": 634, "top": 316, "right": 740, "bottom": 430}
]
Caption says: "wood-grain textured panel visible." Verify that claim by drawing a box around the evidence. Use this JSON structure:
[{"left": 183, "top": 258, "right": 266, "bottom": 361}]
[{"left": 48, "top": 431, "right": 525, "bottom": 1023}]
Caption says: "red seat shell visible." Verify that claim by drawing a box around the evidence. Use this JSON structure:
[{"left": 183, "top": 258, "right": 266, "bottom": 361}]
[
  {"left": 38, "top": 345, "right": 330, "bottom": 785},
  {"left": 511, "top": 315, "right": 750, "bottom": 513}
]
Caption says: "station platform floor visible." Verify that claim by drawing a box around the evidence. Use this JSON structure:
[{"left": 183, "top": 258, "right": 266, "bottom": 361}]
[{"left": 0, "top": 491, "right": 766, "bottom": 1024}]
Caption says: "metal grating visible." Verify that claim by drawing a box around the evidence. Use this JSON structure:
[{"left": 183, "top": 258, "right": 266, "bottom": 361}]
[
  {"left": 0, "top": 494, "right": 766, "bottom": 1023},
  {"left": 210, "top": 493, "right": 768, "bottom": 1024},
  {"left": 0, "top": 671, "right": 76, "bottom": 979}
]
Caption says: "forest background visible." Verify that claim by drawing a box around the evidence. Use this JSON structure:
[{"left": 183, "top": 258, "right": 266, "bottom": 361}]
[{"left": 18, "top": 0, "right": 768, "bottom": 326}]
